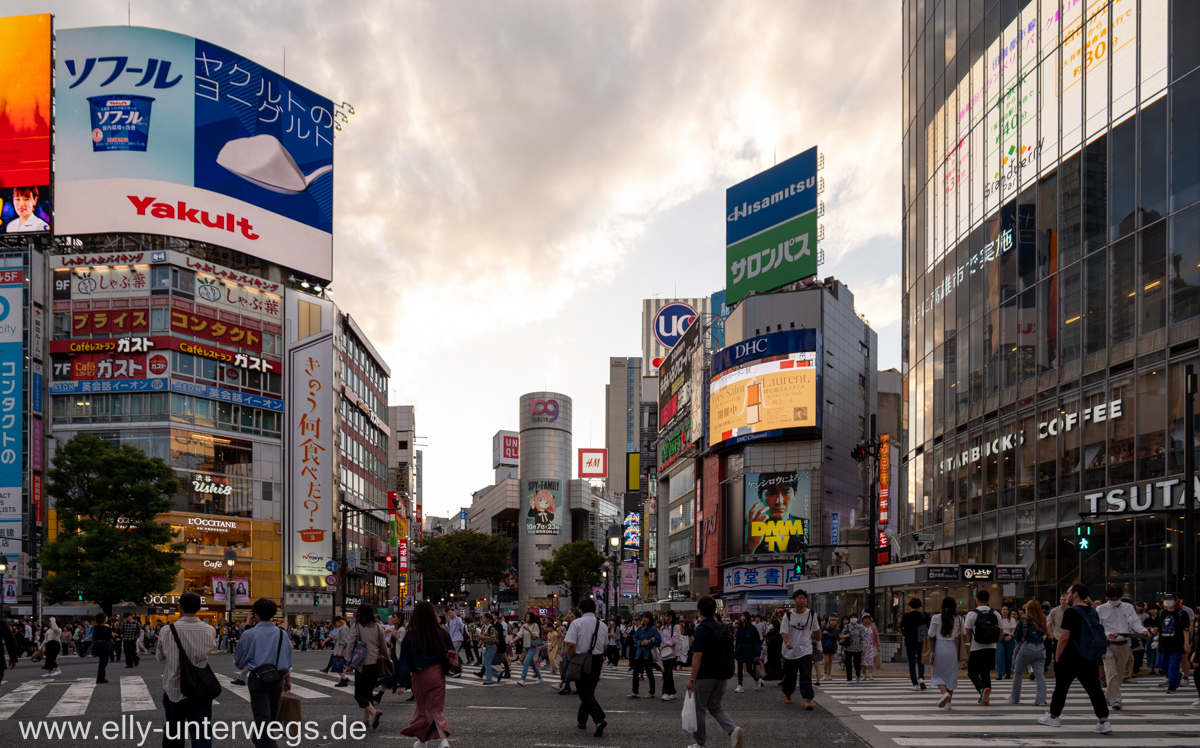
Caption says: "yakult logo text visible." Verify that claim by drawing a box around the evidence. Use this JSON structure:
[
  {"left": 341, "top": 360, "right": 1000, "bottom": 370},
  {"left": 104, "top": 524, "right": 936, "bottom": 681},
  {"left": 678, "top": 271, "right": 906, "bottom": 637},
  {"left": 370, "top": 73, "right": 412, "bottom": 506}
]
[{"left": 127, "top": 195, "right": 260, "bottom": 240}]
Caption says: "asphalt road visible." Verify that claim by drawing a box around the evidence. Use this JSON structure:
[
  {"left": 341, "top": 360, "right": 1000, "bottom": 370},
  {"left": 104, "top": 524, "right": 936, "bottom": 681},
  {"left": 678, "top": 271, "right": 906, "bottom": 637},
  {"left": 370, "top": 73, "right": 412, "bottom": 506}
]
[{"left": 0, "top": 649, "right": 870, "bottom": 747}]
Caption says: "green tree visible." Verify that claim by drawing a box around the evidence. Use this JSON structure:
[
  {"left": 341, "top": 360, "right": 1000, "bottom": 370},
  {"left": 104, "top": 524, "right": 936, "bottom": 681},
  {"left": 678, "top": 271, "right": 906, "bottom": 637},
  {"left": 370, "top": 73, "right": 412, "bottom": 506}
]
[
  {"left": 411, "top": 530, "right": 512, "bottom": 602},
  {"left": 537, "top": 540, "right": 605, "bottom": 606},
  {"left": 41, "top": 434, "right": 184, "bottom": 615}
]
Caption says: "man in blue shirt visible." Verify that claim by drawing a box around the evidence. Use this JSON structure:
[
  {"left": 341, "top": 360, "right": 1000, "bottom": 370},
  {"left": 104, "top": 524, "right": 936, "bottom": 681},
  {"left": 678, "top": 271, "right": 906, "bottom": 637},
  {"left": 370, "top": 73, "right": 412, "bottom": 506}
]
[{"left": 234, "top": 599, "right": 292, "bottom": 748}]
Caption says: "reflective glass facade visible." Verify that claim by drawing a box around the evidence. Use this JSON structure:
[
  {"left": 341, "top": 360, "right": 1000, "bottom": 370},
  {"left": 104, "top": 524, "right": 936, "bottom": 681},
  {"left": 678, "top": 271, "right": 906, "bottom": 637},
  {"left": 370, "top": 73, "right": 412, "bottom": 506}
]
[{"left": 902, "top": 0, "right": 1200, "bottom": 600}]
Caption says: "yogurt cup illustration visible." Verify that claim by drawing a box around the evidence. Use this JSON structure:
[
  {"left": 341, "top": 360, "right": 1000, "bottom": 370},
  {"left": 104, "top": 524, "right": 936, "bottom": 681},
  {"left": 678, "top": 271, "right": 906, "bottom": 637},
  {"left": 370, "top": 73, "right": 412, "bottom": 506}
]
[
  {"left": 87, "top": 95, "right": 155, "bottom": 152},
  {"left": 216, "top": 134, "right": 333, "bottom": 193}
]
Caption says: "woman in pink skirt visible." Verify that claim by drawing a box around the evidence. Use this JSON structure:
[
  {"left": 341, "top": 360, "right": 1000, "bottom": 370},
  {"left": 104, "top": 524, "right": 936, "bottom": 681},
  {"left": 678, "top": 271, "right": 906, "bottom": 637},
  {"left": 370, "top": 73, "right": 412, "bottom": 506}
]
[{"left": 399, "top": 601, "right": 453, "bottom": 748}]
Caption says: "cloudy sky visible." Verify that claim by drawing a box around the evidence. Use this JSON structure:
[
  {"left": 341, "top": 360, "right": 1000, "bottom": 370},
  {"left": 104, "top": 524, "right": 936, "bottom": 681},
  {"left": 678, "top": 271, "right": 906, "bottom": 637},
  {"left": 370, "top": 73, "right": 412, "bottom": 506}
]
[{"left": 38, "top": 0, "right": 904, "bottom": 519}]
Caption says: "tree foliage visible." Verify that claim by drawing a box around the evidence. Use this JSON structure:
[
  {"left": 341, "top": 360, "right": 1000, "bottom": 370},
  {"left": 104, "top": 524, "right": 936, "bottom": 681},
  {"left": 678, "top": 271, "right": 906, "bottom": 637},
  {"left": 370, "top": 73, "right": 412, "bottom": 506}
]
[
  {"left": 410, "top": 530, "right": 512, "bottom": 602},
  {"left": 41, "top": 434, "right": 184, "bottom": 614},
  {"left": 537, "top": 540, "right": 605, "bottom": 606}
]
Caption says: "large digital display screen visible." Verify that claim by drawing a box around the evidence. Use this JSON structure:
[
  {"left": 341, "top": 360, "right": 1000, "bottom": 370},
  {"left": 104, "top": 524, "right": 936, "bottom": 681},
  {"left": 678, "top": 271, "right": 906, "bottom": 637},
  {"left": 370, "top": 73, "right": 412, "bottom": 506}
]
[
  {"left": 55, "top": 27, "right": 335, "bottom": 279},
  {"left": 725, "top": 146, "right": 818, "bottom": 305},
  {"left": 709, "top": 350, "right": 818, "bottom": 447},
  {"left": 0, "top": 14, "right": 52, "bottom": 235}
]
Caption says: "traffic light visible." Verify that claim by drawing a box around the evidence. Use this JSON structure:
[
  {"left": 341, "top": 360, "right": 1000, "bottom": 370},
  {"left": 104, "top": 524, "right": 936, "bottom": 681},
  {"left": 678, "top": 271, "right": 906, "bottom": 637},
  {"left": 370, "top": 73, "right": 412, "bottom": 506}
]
[
  {"left": 375, "top": 553, "right": 395, "bottom": 563},
  {"left": 77, "top": 589, "right": 84, "bottom": 602},
  {"left": 851, "top": 443, "right": 869, "bottom": 463},
  {"left": 1075, "top": 523, "right": 1092, "bottom": 551},
  {"left": 793, "top": 555, "right": 804, "bottom": 575},
  {"left": 313, "top": 594, "right": 320, "bottom": 606}
]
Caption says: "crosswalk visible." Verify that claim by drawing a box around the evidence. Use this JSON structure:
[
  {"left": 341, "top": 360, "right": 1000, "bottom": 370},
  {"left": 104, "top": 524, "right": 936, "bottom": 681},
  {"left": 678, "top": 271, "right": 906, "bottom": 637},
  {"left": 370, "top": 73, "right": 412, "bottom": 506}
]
[{"left": 818, "top": 676, "right": 1200, "bottom": 747}]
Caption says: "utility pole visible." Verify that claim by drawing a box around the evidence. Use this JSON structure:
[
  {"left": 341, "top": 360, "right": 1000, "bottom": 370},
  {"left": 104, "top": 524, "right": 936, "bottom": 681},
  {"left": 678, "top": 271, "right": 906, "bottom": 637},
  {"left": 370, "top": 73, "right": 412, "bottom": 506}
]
[{"left": 1184, "top": 365, "right": 1196, "bottom": 609}]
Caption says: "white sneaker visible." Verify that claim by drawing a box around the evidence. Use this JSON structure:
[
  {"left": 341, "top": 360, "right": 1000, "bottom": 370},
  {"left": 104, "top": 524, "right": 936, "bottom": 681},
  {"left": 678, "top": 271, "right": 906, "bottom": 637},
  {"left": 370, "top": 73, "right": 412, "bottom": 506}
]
[
  {"left": 734, "top": 685, "right": 744, "bottom": 693},
  {"left": 1038, "top": 715, "right": 1061, "bottom": 727},
  {"left": 516, "top": 680, "right": 525, "bottom": 686},
  {"left": 1191, "top": 699, "right": 1200, "bottom": 706},
  {"left": 868, "top": 674, "right": 874, "bottom": 681},
  {"left": 911, "top": 684, "right": 920, "bottom": 691},
  {"left": 687, "top": 744, "right": 703, "bottom": 748},
  {"left": 1159, "top": 678, "right": 1169, "bottom": 687},
  {"left": 439, "top": 741, "right": 450, "bottom": 748},
  {"left": 730, "top": 726, "right": 745, "bottom": 748},
  {"left": 1093, "top": 722, "right": 1113, "bottom": 734},
  {"left": 50, "top": 669, "right": 61, "bottom": 676},
  {"left": 755, "top": 679, "right": 763, "bottom": 690},
  {"left": 40, "top": 672, "right": 51, "bottom": 678},
  {"left": 938, "top": 692, "right": 952, "bottom": 708},
  {"left": 413, "top": 742, "right": 426, "bottom": 748}
]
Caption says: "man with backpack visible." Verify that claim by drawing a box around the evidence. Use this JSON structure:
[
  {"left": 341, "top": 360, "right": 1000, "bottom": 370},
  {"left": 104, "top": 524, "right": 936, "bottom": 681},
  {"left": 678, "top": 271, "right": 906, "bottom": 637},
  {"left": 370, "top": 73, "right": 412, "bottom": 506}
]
[
  {"left": 964, "top": 589, "right": 1001, "bottom": 705},
  {"left": 685, "top": 596, "right": 744, "bottom": 748},
  {"left": 1038, "top": 584, "right": 1111, "bottom": 733}
]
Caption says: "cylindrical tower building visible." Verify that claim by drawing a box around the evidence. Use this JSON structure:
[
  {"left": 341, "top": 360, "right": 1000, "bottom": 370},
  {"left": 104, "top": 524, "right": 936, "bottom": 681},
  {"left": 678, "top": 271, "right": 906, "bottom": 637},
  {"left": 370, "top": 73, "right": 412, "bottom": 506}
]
[{"left": 518, "top": 391, "right": 573, "bottom": 612}]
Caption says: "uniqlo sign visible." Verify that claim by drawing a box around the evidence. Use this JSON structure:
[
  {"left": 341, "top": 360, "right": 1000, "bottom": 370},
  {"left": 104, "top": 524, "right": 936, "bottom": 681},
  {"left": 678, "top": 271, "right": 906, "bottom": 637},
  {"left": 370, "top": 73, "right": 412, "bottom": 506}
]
[
  {"left": 578, "top": 448, "right": 608, "bottom": 479},
  {"left": 396, "top": 538, "right": 409, "bottom": 573}
]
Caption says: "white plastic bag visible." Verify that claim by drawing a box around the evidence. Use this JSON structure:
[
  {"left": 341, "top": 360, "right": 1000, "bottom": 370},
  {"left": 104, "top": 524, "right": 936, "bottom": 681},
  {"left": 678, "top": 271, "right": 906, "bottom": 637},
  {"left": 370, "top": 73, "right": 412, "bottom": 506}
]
[{"left": 682, "top": 690, "right": 699, "bottom": 734}]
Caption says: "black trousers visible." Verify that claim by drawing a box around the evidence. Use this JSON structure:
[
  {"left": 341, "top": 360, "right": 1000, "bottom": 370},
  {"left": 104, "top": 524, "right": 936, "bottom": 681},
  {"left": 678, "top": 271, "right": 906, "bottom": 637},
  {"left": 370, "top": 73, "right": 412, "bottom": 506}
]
[
  {"left": 247, "top": 672, "right": 284, "bottom": 748},
  {"left": 92, "top": 641, "right": 110, "bottom": 682},
  {"left": 1050, "top": 654, "right": 1108, "bottom": 719},
  {"left": 631, "top": 657, "right": 655, "bottom": 695},
  {"left": 967, "top": 648, "right": 994, "bottom": 694},
  {"left": 43, "top": 640, "right": 60, "bottom": 671},
  {"left": 661, "top": 657, "right": 678, "bottom": 695},
  {"left": 162, "top": 691, "right": 214, "bottom": 748},
  {"left": 782, "top": 654, "right": 814, "bottom": 699},
  {"left": 844, "top": 651, "right": 862, "bottom": 680},
  {"left": 124, "top": 640, "right": 138, "bottom": 667},
  {"left": 575, "top": 654, "right": 605, "bottom": 726}
]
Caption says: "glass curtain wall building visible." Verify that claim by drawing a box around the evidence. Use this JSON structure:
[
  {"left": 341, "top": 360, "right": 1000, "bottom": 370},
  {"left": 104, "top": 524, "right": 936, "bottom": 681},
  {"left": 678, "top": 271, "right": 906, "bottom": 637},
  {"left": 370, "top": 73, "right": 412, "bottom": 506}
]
[{"left": 902, "top": 0, "right": 1200, "bottom": 604}]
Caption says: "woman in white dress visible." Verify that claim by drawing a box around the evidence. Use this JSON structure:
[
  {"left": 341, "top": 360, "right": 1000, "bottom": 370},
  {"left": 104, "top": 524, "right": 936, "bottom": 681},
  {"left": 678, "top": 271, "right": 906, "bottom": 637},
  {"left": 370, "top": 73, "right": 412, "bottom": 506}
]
[{"left": 926, "top": 596, "right": 964, "bottom": 709}]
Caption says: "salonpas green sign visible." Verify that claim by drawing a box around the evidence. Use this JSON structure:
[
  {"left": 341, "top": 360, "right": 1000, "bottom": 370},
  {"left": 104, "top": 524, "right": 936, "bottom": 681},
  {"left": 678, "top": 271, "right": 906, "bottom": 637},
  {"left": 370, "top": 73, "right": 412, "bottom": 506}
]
[{"left": 725, "top": 209, "right": 817, "bottom": 304}]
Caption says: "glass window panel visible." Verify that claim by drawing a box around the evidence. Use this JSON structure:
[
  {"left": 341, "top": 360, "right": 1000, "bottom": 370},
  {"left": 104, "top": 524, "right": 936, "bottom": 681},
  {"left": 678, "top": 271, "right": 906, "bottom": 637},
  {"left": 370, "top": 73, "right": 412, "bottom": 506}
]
[
  {"left": 1110, "top": 116, "right": 1136, "bottom": 241},
  {"left": 1060, "top": 391, "right": 1082, "bottom": 495},
  {"left": 1140, "top": 0, "right": 1168, "bottom": 98},
  {"left": 1110, "top": 236, "right": 1136, "bottom": 347},
  {"left": 1109, "top": 374, "right": 1135, "bottom": 485},
  {"left": 1060, "top": 153, "right": 1083, "bottom": 267},
  {"left": 1039, "top": 47, "right": 1060, "bottom": 171},
  {"left": 1084, "top": 249, "right": 1107, "bottom": 357},
  {"left": 1110, "top": 0, "right": 1137, "bottom": 116},
  {"left": 1136, "top": 368, "right": 1166, "bottom": 481},
  {"left": 1082, "top": 387, "right": 1108, "bottom": 490},
  {"left": 1168, "top": 358, "right": 1200, "bottom": 475},
  {"left": 1171, "top": 0, "right": 1200, "bottom": 82},
  {"left": 1169, "top": 204, "right": 1200, "bottom": 326},
  {"left": 1140, "top": 220, "right": 1168, "bottom": 335},
  {"left": 1060, "top": 260, "right": 1083, "bottom": 366},
  {"left": 1083, "top": 1, "right": 1109, "bottom": 137},
  {"left": 1139, "top": 97, "right": 1168, "bottom": 224},
  {"left": 1170, "top": 69, "right": 1200, "bottom": 212},
  {"left": 1083, "top": 134, "right": 1107, "bottom": 255}
]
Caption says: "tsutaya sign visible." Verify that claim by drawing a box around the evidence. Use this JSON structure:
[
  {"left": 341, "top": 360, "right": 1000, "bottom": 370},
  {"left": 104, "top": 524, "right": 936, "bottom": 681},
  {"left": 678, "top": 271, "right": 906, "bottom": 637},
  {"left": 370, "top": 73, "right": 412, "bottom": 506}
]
[
  {"left": 1085, "top": 476, "right": 1200, "bottom": 515},
  {"left": 938, "top": 399, "right": 1124, "bottom": 474}
]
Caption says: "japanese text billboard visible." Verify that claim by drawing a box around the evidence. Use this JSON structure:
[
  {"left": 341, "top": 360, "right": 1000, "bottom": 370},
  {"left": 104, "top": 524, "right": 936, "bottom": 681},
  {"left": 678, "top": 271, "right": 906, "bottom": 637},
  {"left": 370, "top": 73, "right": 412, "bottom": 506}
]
[
  {"left": 743, "top": 470, "right": 811, "bottom": 555},
  {"left": 0, "top": 271, "right": 22, "bottom": 545},
  {"left": 285, "top": 291, "right": 334, "bottom": 575},
  {"left": 0, "top": 14, "right": 52, "bottom": 235},
  {"left": 524, "top": 478, "right": 562, "bottom": 536},
  {"left": 725, "top": 146, "right": 818, "bottom": 305},
  {"left": 709, "top": 330, "right": 822, "bottom": 448},
  {"left": 56, "top": 27, "right": 335, "bottom": 279}
]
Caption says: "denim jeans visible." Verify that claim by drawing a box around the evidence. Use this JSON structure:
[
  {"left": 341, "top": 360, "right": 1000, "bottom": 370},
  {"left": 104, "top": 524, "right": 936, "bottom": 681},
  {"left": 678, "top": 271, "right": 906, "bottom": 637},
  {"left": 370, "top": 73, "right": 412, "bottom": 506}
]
[
  {"left": 995, "top": 639, "right": 1016, "bottom": 677},
  {"left": 1160, "top": 650, "right": 1184, "bottom": 688},
  {"left": 520, "top": 647, "right": 541, "bottom": 682},
  {"left": 484, "top": 645, "right": 499, "bottom": 683},
  {"left": 1009, "top": 644, "right": 1046, "bottom": 704},
  {"left": 905, "top": 642, "right": 925, "bottom": 685}
]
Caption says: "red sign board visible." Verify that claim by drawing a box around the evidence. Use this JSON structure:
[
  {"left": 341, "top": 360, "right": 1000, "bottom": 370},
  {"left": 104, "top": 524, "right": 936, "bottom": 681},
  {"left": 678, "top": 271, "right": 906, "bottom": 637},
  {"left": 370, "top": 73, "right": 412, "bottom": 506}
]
[
  {"left": 71, "top": 309, "right": 150, "bottom": 336},
  {"left": 878, "top": 432, "right": 891, "bottom": 525},
  {"left": 502, "top": 435, "right": 519, "bottom": 462},
  {"left": 32, "top": 474, "right": 43, "bottom": 523},
  {"left": 170, "top": 309, "right": 263, "bottom": 351},
  {"left": 578, "top": 448, "right": 608, "bottom": 479}
]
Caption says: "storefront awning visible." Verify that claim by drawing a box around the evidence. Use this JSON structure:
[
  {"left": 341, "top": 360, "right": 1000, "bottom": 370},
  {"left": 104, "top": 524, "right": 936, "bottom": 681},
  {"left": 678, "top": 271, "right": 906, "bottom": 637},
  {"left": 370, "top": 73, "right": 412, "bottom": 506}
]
[{"left": 790, "top": 560, "right": 926, "bottom": 595}]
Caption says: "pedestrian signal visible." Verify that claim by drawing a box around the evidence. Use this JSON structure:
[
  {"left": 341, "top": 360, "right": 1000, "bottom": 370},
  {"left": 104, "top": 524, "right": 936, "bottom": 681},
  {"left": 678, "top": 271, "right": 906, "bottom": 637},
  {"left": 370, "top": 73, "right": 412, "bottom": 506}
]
[{"left": 793, "top": 555, "right": 804, "bottom": 575}]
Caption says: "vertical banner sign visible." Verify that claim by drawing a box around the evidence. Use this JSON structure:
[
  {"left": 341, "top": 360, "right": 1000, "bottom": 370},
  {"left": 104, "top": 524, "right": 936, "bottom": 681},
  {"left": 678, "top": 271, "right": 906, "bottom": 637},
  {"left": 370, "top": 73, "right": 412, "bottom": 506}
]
[
  {"left": 525, "top": 478, "right": 563, "bottom": 536},
  {"left": 396, "top": 538, "right": 409, "bottom": 573},
  {"left": 0, "top": 271, "right": 23, "bottom": 546},
  {"left": 387, "top": 490, "right": 397, "bottom": 546},
  {"left": 30, "top": 417, "right": 42, "bottom": 471},
  {"left": 878, "top": 432, "right": 891, "bottom": 525},
  {"left": 830, "top": 512, "right": 840, "bottom": 546},
  {"left": 877, "top": 530, "right": 889, "bottom": 565},
  {"left": 31, "top": 474, "right": 42, "bottom": 523},
  {"left": 620, "top": 559, "right": 638, "bottom": 597},
  {"left": 285, "top": 290, "right": 334, "bottom": 576}
]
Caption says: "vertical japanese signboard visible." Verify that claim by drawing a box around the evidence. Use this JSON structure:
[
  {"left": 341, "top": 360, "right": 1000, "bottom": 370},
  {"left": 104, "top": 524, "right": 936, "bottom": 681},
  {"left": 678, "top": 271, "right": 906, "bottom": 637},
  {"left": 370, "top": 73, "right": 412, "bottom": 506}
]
[
  {"left": 878, "top": 432, "right": 891, "bottom": 525},
  {"left": 285, "top": 290, "right": 333, "bottom": 576},
  {"left": 55, "top": 27, "right": 335, "bottom": 279},
  {"left": 0, "top": 14, "right": 53, "bottom": 236},
  {"left": 0, "top": 271, "right": 22, "bottom": 550}
]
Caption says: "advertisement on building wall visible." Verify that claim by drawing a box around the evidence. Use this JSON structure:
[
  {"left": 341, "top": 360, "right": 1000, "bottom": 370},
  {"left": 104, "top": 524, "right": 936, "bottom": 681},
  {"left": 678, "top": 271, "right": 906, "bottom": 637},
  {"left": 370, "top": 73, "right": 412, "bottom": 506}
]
[
  {"left": 0, "top": 14, "right": 52, "bottom": 236},
  {"left": 492, "top": 430, "right": 519, "bottom": 468},
  {"left": 577, "top": 448, "right": 607, "bottom": 479},
  {"left": 285, "top": 290, "right": 334, "bottom": 576},
  {"left": 878, "top": 432, "right": 892, "bottom": 526},
  {"left": 721, "top": 563, "right": 803, "bottom": 593},
  {"left": 55, "top": 27, "right": 336, "bottom": 279},
  {"left": 641, "top": 297, "right": 709, "bottom": 377},
  {"left": 709, "top": 351, "right": 820, "bottom": 447},
  {"left": 0, "top": 271, "right": 23, "bottom": 548},
  {"left": 620, "top": 559, "right": 638, "bottom": 597},
  {"left": 524, "top": 478, "right": 562, "bottom": 536},
  {"left": 623, "top": 511, "right": 641, "bottom": 550},
  {"left": 743, "top": 471, "right": 810, "bottom": 554},
  {"left": 212, "top": 576, "right": 250, "bottom": 603},
  {"left": 725, "top": 146, "right": 819, "bottom": 305}
]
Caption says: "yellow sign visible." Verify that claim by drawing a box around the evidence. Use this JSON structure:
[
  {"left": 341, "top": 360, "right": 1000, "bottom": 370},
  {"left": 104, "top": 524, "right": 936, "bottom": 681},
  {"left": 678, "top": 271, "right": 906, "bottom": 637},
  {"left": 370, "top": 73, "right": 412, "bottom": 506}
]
[{"left": 709, "top": 361, "right": 817, "bottom": 446}]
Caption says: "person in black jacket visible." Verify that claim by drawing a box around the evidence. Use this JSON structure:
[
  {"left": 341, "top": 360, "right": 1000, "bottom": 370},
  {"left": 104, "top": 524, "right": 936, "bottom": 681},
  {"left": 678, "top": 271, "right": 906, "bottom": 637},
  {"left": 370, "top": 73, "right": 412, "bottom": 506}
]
[
  {"left": 398, "top": 602, "right": 452, "bottom": 747},
  {"left": 0, "top": 616, "right": 19, "bottom": 685}
]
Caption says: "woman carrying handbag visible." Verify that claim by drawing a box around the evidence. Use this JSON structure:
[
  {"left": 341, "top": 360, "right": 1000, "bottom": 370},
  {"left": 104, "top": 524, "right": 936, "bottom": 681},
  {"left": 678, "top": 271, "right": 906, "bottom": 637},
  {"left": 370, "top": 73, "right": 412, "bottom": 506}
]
[
  {"left": 658, "top": 611, "right": 681, "bottom": 701},
  {"left": 398, "top": 602, "right": 453, "bottom": 748}
]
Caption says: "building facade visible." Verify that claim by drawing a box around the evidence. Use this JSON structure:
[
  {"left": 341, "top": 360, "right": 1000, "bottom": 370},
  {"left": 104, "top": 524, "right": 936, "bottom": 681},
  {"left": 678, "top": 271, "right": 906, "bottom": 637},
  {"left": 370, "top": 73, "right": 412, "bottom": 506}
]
[{"left": 900, "top": 0, "right": 1200, "bottom": 611}]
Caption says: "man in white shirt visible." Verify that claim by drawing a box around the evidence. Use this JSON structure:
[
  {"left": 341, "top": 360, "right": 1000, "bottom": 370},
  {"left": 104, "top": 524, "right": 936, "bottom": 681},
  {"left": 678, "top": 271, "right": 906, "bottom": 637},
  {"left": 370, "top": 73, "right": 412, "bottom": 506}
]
[
  {"left": 1096, "top": 584, "right": 1147, "bottom": 710},
  {"left": 446, "top": 609, "right": 465, "bottom": 678},
  {"left": 566, "top": 598, "right": 608, "bottom": 737},
  {"left": 964, "top": 589, "right": 1001, "bottom": 706},
  {"left": 157, "top": 593, "right": 218, "bottom": 747},
  {"left": 781, "top": 589, "right": 818, "bottom": 709}
]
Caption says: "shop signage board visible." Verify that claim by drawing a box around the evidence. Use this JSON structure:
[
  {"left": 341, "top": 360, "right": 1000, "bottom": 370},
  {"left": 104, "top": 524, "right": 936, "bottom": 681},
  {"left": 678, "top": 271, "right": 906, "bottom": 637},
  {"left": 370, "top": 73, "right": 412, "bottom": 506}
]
[
  {"left": 925, "top": 565, "right": 959, "bottom": 582},
  {"left": 959, "top": 564, "right": 996, "bottom": 582},
  {"left": 995, "top": 565, "right": 1028, "bottom": 581}
]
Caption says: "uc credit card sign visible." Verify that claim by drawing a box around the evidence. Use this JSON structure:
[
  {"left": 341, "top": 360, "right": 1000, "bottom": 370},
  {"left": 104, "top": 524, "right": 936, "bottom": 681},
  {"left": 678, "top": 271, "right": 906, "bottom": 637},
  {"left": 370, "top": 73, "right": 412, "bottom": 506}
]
[{"left": 725, "top": 146, "right": 819, "bottom": 305}]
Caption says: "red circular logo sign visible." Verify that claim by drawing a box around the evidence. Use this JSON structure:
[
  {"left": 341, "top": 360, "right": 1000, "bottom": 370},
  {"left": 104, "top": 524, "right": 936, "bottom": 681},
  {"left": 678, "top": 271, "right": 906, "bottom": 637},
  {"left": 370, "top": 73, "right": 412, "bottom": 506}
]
[{"left": 148, "top": 354, "right": 169, "bottom": 376}]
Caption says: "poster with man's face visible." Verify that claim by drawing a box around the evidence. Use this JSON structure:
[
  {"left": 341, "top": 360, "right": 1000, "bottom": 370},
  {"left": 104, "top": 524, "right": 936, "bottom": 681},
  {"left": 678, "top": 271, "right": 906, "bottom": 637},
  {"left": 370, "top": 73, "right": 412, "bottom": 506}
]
[{"left": 744, "top": 470, "right": 810, "bottom": 554}]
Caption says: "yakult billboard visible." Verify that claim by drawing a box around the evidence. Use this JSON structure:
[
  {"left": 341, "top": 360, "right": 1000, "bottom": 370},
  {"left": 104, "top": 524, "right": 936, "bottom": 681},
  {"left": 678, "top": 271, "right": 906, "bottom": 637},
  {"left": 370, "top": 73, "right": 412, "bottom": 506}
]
[{"left": 55, "top": 27, "right": 335, "bottom": 280}]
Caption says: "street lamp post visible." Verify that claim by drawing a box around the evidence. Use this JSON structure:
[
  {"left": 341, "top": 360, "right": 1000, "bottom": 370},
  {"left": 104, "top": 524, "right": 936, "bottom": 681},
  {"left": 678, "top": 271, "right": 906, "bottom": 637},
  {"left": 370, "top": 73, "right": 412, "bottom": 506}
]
[
  {"left": 606, "top": 523, "right": 622, "bottom": 622},
  {"left": 224, "top": 548, "right": 236, "bottom": 627}
]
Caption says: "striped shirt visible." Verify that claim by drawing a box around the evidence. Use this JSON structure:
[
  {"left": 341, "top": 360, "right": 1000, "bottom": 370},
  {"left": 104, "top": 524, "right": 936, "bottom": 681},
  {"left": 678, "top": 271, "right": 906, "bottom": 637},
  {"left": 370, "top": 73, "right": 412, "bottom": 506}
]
[{"left": 155, "top": 616, "right": 217, "bottom": 703}]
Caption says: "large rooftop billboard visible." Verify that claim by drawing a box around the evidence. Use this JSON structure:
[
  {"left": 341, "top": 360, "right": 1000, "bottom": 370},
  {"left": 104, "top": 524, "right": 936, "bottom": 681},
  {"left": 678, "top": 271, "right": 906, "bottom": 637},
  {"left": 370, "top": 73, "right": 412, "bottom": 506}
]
[{"left": 0, "top": 14, "right": 53, "bottom": 235}]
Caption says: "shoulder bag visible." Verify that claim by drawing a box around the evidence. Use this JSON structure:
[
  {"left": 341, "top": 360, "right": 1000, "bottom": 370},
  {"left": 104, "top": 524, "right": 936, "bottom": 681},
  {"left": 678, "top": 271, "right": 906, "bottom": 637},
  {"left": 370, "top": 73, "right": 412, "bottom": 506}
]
[
  {"left": 348, "top": 624, "right": 369, "bottom": 670},
  {"left": 169, "top": 623, "right": 222, "bottom": 701},
  {"left": 564, "top": 619, "right": 600, "bottom": 683},
  {"left": 254, "top": 630, "right": 286, "bottom": 686},
  {"left": 375, "top": 626, "right": 395, "bottom": 679}
]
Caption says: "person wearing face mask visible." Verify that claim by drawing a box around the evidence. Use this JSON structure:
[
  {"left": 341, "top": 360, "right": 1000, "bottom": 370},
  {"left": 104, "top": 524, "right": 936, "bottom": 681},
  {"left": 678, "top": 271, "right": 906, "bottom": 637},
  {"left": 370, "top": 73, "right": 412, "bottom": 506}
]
[
  {"left": 839, "top": 615, "right": 865, "bottom": 683},
  {"left": 1095, "top": 584, "right": 1147, "bottom": 710},
  {"left": 1149, "top": 592, "right": 1191, "bottom": 694}
]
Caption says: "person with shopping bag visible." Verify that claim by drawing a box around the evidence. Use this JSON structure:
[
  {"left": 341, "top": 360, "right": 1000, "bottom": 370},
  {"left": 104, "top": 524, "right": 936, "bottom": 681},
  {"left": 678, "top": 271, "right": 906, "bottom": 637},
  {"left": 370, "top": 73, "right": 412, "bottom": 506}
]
[{"left": 684, "top": 596, "right": 744, "bottom": 748}]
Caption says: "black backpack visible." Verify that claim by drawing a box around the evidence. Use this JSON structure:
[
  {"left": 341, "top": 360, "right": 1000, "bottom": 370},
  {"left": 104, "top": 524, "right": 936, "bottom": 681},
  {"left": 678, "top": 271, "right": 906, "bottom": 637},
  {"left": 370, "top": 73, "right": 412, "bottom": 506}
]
[
  {"left": 972, "top": 608, "right": 1001, "bottom": 645},
  {"left": 702, "top": 619, "right": 735, "bottom": 680}
]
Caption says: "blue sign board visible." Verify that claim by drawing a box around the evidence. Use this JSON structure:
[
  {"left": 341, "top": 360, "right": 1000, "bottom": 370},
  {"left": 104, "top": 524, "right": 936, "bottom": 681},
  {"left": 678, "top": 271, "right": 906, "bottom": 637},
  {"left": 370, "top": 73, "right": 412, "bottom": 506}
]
[
  {"left": 31, "top": 364, "right": 42, "bottom": 416},
  {"left": 0, "top": 275, "right": 22, "bottom": 504},
  {"left": 831, "top": 512, "right": 840, "bottom": 547},
  {"left": 170, "top": 380, "right": 284, "bottom": 412},
  {"left": 726, "top": 146, "right": 819, "bottom": 246},
  {"left": 710, "top": 328, "right": 822, "bottom": 376},
  {"left": 49, "top": 378, "right": 167, "bottom": 394}
]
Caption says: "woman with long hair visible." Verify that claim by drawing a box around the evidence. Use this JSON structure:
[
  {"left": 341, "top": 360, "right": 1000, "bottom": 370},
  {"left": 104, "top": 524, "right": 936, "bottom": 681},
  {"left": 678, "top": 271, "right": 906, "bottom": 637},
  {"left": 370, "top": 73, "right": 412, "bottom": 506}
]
[
  {"left": 628, "top": 612, "right": 660, "bottom": 698},
  {"left": 351, "top": 604, "right": 386, "bottom": 730},
  {"left": 398, "top": 601, "right": 453, "bottom": 748},
  {"left": 821, "top": 616, "right": 839, "bottom": 682},
  {"left": 1007, "top": 600, "right": 1048, "bottom": 705},
  {"left": 861, "top": 614, "right": 880, "bottom": 681},
  {"left": 733, "top": 611, "right": 762, "bottom": 692},
  {"left": 658, "top": 610, "right": 681, "bottom": 701},
  {"left": 517, "top": 612, "right": 544, "bottom": 685},
  {"left": 996, "top": 604, "right": 1017, "bottom": 680},
  {"left": 927, "top": 596, "right": 964, "bottom": 708}
]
